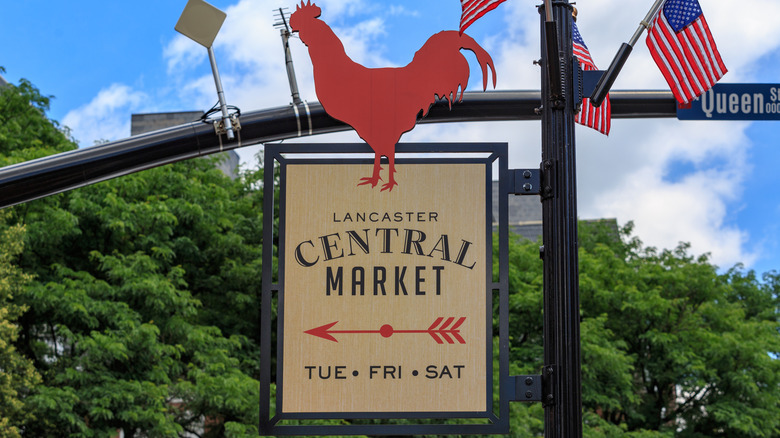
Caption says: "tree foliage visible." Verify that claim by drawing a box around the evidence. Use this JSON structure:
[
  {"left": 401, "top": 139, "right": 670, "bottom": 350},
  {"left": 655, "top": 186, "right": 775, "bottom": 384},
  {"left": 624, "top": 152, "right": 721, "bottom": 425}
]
[
  {"left": 0, "top": 210, "right": 40, "bottom": 438},
  {"left": 501, "top": 222, "right": 780, "bottom": 437},
  {"left": 10, "top": 158, "right": 265, "bottom": 437},
  {"left": 0, "top": 74, "right": 75, "bottom": 165},
  {"left": 1, "top": 78, "right": 262, "bottom": 437}
]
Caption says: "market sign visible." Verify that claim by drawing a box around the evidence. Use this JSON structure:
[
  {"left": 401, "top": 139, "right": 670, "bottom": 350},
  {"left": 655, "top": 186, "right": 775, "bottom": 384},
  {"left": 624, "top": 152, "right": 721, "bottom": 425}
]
[
  {"left": 676, "top": 83, "right": 780, "bottom": 120},
  {"left": 260, "top": 143, "right": 511, "bottom": 435}
]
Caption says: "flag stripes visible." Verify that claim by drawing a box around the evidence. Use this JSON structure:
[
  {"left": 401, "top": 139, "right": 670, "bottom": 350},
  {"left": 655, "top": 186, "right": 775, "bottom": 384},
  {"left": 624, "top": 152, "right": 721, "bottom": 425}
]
[
  {"left": 646, "top": 1, "right": 727, "bottom": 104},
  {"left": 460, "top": 0, "right": 507, "bottom": 34},
  {"left": 573, "top": 22, "right": 611, "bottom": 135},
  {"left": 576, "top": 85, "right": 611, "bottom": 135}
]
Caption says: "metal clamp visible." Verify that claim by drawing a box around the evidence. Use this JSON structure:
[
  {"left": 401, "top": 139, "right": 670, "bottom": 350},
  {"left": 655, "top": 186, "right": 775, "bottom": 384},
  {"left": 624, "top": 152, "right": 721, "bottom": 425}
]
[
  {"left": 511, "top": 375, "right": 543, "bottom": 402},
  {"left": 214, "top": 114, "right": 242, "bottom": 137},
  {"left": 541, "top": 160, "right": 555, "bottom": 200},
  {"left": 542, "top": 365, "right": 555, "bottom": 406},
  {"left": 510, "top": 168, "right": 542, "bottom": 196},
  {"left": 573, "top": 57, "right": 584, "bottom": 113}
]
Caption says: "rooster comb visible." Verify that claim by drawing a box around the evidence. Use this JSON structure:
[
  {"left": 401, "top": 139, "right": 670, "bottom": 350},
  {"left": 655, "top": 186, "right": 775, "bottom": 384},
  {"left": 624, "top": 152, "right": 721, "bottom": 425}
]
[{"left": 296, "top": 0, "right": 316, "bottom": 10}]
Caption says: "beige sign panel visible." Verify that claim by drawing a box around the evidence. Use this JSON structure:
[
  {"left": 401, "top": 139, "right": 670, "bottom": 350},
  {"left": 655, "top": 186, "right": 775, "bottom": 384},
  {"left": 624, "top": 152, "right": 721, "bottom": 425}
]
[{"left": 281, "top": 162, "right": 488, "bottom": 413}]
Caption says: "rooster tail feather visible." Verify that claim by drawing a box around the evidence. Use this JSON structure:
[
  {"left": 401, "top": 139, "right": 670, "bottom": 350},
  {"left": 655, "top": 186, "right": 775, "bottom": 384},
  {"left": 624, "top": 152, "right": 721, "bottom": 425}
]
[
  {"left": 409, "top": 30, "right": 497, "bottom": 115},
  {"left": 457, "top": 32, "right": 497, "bottom": 91}
]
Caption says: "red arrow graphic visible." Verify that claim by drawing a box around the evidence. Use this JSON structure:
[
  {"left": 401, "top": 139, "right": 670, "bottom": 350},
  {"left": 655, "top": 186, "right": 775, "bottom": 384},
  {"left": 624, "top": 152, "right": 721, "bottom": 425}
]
[{"left": 304, "top": 317, "right": 466, "bottom": 344}]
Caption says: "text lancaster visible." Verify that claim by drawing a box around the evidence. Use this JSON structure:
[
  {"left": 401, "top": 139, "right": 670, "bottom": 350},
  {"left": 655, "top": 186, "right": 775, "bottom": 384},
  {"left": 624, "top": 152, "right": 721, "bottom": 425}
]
[{"left": 333, "top": 211, "right": 439, "bottom": 223}]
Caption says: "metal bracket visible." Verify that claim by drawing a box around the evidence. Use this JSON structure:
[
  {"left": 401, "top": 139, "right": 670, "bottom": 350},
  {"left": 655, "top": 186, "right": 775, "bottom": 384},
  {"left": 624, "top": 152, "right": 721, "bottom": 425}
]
[
  {"left": 572, "top": 57, "right": 583, "bottom": 114},
  {"left": 510, "top": 168, "right": 541, "bottom": 196},
  {"left": 510, "top": 375, "right": 543, "bottom": 402},
  {"left": 582, "top": 70, "right": 604, "bottom": 98},
  {"left": 214, "top": 114, "right": 241, "bottom": 137},
  {"left": 540, "top": 160, "right": 555, "bottom": 200},
  {"left": 574, "top": 60, "right": 611, "bottom": 113},
  {"left": 542, "top": 365, "right": 556, "bottom": 406}
]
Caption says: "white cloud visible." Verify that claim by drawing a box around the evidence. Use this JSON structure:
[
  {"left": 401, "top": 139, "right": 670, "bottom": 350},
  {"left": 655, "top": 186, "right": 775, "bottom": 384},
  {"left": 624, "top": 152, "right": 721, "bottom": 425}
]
[
  {"left": 704, "top": 0, "right": 780, "bottom": 80},
  {"left": 218, "top": 0, "right": 285, "bottom": 70},
  {"left": 332, "top": 18, "right": 390, "bottom": 67},
  {"left": 315, "top": 0, "right": 369, "bottom": 18},
  {"left": 596, "top": 168, "right": 753, "bottom": 266},
  {"left": 388, "top": 5, "right": 419, "bottom": 18},
  {"left": 62, "top": 84, "right": 147, "bottom": 146},
  {"left": 576, "top": 119, "right": 756, "bottom": 268},
  {"left": 163, "top": 34, "right": 204, "bottom": 75}
]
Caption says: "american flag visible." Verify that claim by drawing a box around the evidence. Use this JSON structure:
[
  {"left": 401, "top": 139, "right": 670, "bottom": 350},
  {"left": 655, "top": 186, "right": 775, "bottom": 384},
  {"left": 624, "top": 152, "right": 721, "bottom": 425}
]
[
  {"left": 646, "top": 0, "right": 727, "bottom": 104},
  {"left": 460, "top": 0, "right": 507, "bottom": 35},
  {"left": 573, "top": 22, "right": 611, "bottom": 135}
]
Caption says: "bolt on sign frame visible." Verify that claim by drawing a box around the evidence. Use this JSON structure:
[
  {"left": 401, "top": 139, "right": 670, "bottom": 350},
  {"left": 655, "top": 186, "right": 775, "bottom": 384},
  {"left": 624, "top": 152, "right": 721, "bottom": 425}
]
[{"left": 260, "top": 142, "right": 513, "bottom": 435}]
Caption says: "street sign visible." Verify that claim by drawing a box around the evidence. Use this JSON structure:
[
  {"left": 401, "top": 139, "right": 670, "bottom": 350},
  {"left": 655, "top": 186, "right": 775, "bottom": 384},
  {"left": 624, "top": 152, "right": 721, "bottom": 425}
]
[
  {"left": 677, "top": 83, "right": 780, "bottom": 120},
  {"left": 260, "top": 142, "right": 512, "bottom": 436}
]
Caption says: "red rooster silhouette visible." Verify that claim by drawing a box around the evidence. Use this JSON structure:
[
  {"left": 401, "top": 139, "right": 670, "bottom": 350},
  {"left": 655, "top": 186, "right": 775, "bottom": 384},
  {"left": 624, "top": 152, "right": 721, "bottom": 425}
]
[{"left": 290, "top": 1, "right": 496, "bottom": 191}]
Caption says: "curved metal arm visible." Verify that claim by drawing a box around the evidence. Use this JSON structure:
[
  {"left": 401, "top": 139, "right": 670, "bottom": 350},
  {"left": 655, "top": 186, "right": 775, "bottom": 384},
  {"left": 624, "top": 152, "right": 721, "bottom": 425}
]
[{"left": 0, "top": 90, "right": 674, "bottom": 209}]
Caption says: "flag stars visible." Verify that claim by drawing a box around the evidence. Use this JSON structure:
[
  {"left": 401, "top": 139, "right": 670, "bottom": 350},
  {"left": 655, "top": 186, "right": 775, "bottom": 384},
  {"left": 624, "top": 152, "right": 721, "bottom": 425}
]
[
  {"left": 663, "top": 0, "right": 703, "bottom": 32},
  {"left": 572, "top": 25, "right": 586, "bottom": 47}
]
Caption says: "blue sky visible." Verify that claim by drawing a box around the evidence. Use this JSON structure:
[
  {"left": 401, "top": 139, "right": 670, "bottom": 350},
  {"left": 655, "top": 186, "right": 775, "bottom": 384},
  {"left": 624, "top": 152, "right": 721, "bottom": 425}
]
[{"left": 2, "top": 0, "right": 780, "bottom": 275}]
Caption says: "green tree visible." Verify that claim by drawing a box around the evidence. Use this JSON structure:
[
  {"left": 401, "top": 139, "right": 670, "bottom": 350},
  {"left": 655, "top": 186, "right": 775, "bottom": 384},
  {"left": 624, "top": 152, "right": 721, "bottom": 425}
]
[
  {"left": 1, "top": 77, "right": 262, "bottom": 437},
  {"left": 578, "top": 222, "right": 780, "bottom": 437},
  {"left": 499, "top": 222, "right": 779, "bottom": 437},
  {"left": 0, "top": 210, "right": 40, "bottom": 438},
  {"left": 13, "top": 161, "right": 264, "bottom": 437},
  {"left": 0, "top": 72, "right": 75, "bottom": 166}
]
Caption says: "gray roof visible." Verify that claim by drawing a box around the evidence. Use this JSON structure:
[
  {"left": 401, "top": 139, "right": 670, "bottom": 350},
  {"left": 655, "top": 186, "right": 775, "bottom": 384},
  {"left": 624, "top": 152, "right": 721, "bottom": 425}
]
[
  {"left": 492, "top": 181, "right": 543, "bottom": 241},
  {"left": 130, "top": 111, "right": 204, "bottom": 136},
  {"left": 492, "top": 181, "right": 617, "bottom": 242}
]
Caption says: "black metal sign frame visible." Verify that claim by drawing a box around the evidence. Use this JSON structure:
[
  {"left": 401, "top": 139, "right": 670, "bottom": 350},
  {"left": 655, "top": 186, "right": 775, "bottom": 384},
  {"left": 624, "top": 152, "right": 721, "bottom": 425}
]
[{"left": 260, "top": 142, "right": 511, "bottom": 436}]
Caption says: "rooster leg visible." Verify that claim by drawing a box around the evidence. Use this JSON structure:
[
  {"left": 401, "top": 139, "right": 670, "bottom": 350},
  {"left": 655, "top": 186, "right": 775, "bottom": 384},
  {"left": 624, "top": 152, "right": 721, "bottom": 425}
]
[
  {"left": 380, "top": 154, "right": 398, "bottom": 192},
  {"left": 358, "top": 153, "right": 383, "bottom": 188}
]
